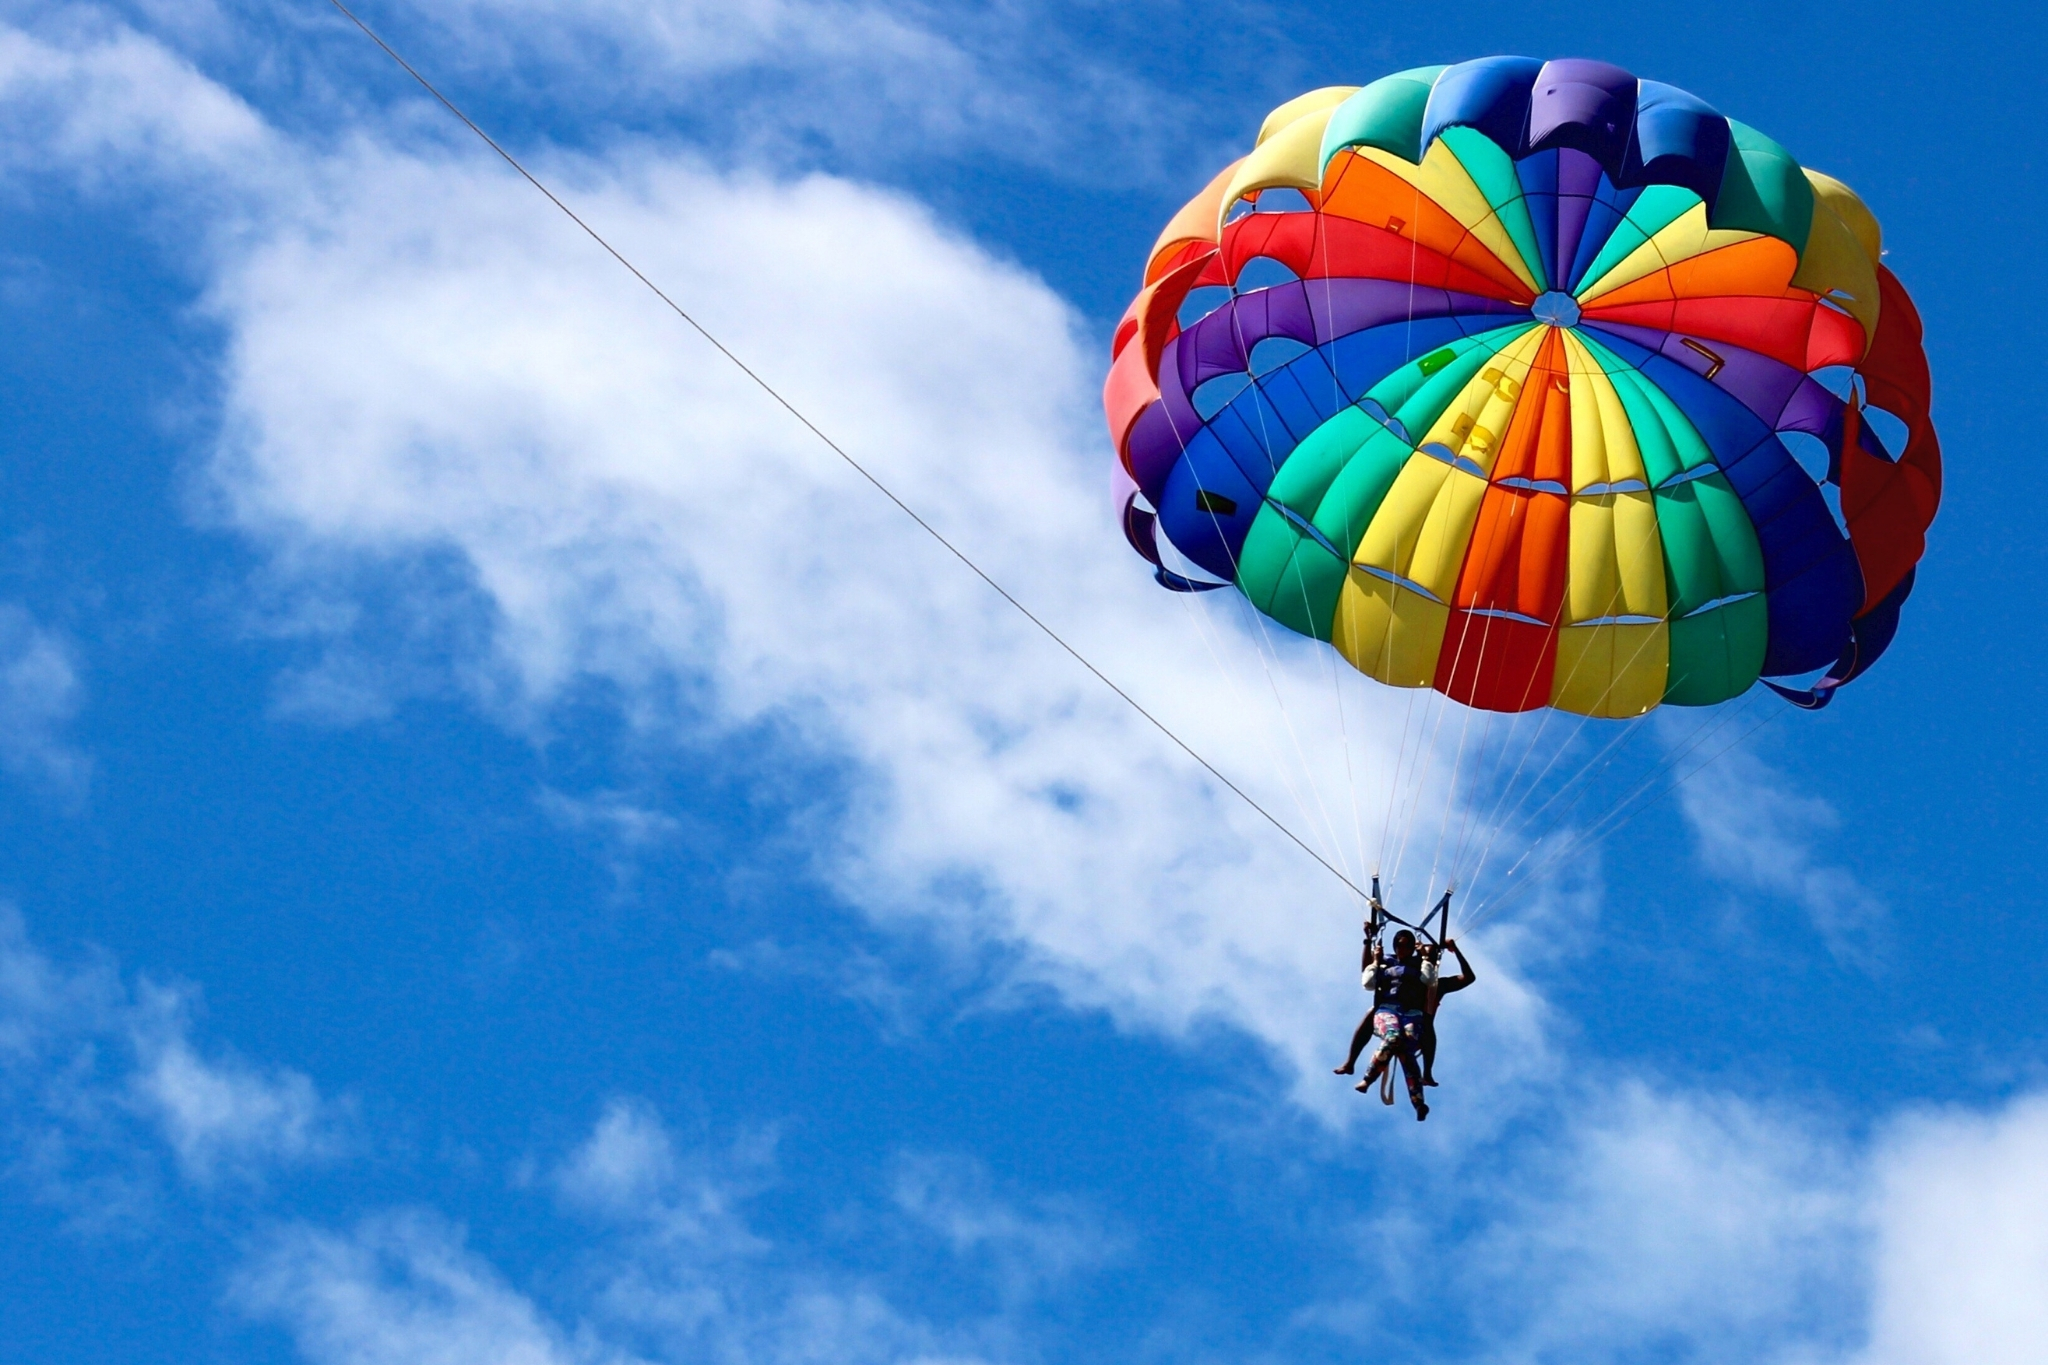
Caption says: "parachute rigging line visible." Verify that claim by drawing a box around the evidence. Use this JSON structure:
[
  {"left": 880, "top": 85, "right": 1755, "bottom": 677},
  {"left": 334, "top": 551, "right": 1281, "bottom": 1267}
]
[
  {"left": 324, "top": 0, "right": 1372, "bottom": 903},
  {"left": 1309, "top": 201, "right": 1374, "bottom": 883},
  {"left": 1168, "top": 579, "right": 1345, "bottom": 885},
  {"left": 1143, "top": 233, "right": 1366, "bottom": 887},
  {"left": 1218, "top": 240, "right": 1367, "bottom": 881},
  {"left": 1463, "top": 693, "right": 1789, "bottom": 929}
]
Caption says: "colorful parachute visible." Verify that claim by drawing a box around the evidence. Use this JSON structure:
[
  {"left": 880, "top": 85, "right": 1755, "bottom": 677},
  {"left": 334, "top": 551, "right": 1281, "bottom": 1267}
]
[{"left": 1105, "top": 58, "right": 1939, "bottom": 716}]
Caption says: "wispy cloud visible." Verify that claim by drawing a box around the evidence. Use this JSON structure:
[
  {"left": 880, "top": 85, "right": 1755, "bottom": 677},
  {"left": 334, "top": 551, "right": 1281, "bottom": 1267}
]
[
  {"left": 890, "top": 1151, "right": 1123, "bottom": 1305},
  {"left": 125, "top": 980, "right": 340, "bottom": 1184},
  {"left": 0, "top": 602, "right": 88, "bottom": 799},
  {"left": 552, "top": 1097, "right": 774, "bottom": 1251},
  {"left": 0, "top": 906, "right": 345, "bottom": 1214},
  {"left": 237, "top": 1202, "right": 998, "bottom": 1365},
  {"left": 537, "top": 785, "right": 693, "bottom": 894},
  {"left": 244, "top": 1098, "right": 1132, "bottom": 1365},
  {"left": 1289, "top": 1077, "right": 2048, "bottom": 1365},
  {"left": 236, "top": 1211, "right": 634, "bottom": 1365},
  {"left": 1672, "top": 734, "right": 1885, "bottom": 960},
  {"left": 351, "top": 0, "right": 1190, "bottom": 186}
]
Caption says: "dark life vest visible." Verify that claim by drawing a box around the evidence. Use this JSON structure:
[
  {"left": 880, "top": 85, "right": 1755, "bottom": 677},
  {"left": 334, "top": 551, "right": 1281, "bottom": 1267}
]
[{"left": 1373, "top": 957, "right": 1430, "bottom": 1014}]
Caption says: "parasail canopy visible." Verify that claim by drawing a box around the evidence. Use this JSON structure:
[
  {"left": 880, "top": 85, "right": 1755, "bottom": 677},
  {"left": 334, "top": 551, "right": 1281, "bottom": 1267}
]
[{"left": 1106, "top": 57, "right": 1939, "bottom": 718}]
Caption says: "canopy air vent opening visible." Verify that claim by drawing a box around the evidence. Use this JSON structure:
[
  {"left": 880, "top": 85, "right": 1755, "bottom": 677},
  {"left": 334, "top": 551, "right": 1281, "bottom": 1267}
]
[
  {"left": 1191, "top": 371, "right": 1253, "bottom": 419},
  {"left": 1808, "top": 365, "right": 1860, "bottom": 403},
  {"left": 1234, "top": 255, "right": 1302, "bottom": 292},
  {"left": 1176, "top": 285, "right": 1234, "bottom": 330},
  {"left": 1862, "top": 405, "right": 1910, "bottom": 458},
  {"left": 1248, "top": 335, "right": 1313, "bottom": 376},
  {"left": 1779, "top": 429, "right": 1833, "bottom": 484},
  {"left": 1817, "top": 480, "right": 1849, "bottom": 538},
  {"left": 1530, "top": 291, "right": 1581, "bottom": 327},
  {"left": 1251, "top": 187, "right": 1315, "bottom": 214}
]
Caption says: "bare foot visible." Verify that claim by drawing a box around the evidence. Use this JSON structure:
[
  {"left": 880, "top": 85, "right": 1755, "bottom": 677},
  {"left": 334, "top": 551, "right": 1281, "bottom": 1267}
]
[
  {"left": 1423, "top": 1075, "right": 1439, "bottom": 1087},
  {"left": 1333, "top": 1063, "right": 1355, "bottom": 1075},
  {"left": 1414, "top": 1102, "right": 1429, "bottom": 1122},
  {"left": 1354, "top": 1078, "right": 1372, "bottom": 1093}
]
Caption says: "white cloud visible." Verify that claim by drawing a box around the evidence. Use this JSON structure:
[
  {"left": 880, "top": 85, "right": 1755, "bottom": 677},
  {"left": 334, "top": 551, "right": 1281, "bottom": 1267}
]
[
  {"left": 0, "top": 902, "right": 116, "bottom": 1058},
  {"left": 1673, "top": 734, "right": 1884, "bottom": 958},
  {"left": 181, "top": 83, "right": 1551, "bottom": 1115},
  {"left": 0, "top": 8, "right": 271, "bottom": 188},
  {"left": 539, "top": 789, "right": 684, "bottom": 853},
  {"left": 556, "top": 1098, "right": 682, "bottom": 1213},
  {"left": 0, "top": 9, "right": 1559, "bottom": 1124},
  {"left": 237, "top": 1202, "right": 998, "bottom": 1365},
  {"left": 1859, "top": 1096, "right": 2048, "bottom": 1365},
  {"left": 553, "top": 1097, "right": 773, "bottom": 1256},
  {"left": 237, "top": 1083, "right": 2048, "bottom": 1365},
  {"left": 1452, "top": 1081, "right": 1862, "bottom": 1362},
  {"left": 706, "top": 935, "right": 928, "bottom": 1040},
  {"left": 1285, "top": 1081, "right": 2048, "bottom": 1365}
]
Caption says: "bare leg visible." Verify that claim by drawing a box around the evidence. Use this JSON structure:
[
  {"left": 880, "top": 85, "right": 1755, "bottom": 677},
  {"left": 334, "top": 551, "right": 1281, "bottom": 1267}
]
[
  {"left": 1334, "top": 1014, "right": 1374, "bottom": 1074},
  {"left": 1395, "top": 1044, "right": 1428, "bottom": 1119},
  {"left": 1357, "top": 1045, "right": 1390, "bottom": 1094},
  {"left": 1420, "top": 1017, "right": 1439, "bottom": 1086}
]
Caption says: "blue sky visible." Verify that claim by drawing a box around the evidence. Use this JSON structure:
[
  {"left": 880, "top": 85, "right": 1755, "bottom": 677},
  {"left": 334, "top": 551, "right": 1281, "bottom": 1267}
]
[{"left": 1, "top": 2, "right": 2045, "bottom": 1362}]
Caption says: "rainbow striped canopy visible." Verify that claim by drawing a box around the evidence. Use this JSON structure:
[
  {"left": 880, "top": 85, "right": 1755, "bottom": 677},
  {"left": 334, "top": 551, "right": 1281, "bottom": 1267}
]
[{"left": 1105, "top": 58, "right": 1939, "bottom": 716}]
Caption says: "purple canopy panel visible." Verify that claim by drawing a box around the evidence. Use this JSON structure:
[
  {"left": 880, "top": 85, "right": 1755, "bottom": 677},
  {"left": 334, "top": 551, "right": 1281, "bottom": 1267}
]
[
  {"left": 1306, "top": 278, "right": 1528, "bottom": 345},
  {"left": 1174, "top": 282, "right": 1320, "bottom": 393},
  {"left": 1550, "top": 148, "right": 1605, "bottom": 293},
  {"left": 1528, "top": 59, "right": 1637, "bottom": 174},
  {"left": 1776, "top": 376, "right": 1846, "bottom": 440},
  {"left": 1123, "top": 400, "right": 1185, "bottom": 504}
]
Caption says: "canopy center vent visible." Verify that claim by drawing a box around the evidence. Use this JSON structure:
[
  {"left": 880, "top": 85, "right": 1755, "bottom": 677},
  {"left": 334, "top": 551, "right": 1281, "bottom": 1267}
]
[{"left": 1531, "top": 290, "right": 1582, "bottom": 328}]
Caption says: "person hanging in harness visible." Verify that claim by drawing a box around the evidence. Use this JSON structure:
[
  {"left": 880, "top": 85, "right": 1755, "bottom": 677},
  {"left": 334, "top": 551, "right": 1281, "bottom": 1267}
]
[
  {"left": 1417, "top": 937, "right": 1475, "bottom": 1087},
  {"left": 1333, "top": 923, "right": 1435, "bottom": 1121}
]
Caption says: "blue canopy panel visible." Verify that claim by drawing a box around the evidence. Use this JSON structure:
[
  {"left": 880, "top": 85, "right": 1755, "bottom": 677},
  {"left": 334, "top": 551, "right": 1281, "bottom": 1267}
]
[
  {"left": 1515, "top": 148, "right": 1562, "bottom": 289},
  {"left": 1625, "top": 80, "right": 1731, "bottom": 203},
  {"left": 1420, "top": 56, "right": 1545, "bottom": 155},
  {"left": 1765, "top": 567, "right": 1916, "bottom": 708},
  {"left": 1582, "top": 324, "right": 1865, "bottom": 676}
]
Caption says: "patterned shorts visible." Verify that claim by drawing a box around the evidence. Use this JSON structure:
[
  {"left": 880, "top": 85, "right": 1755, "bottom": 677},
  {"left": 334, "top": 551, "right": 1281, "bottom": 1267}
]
[{"left": 1372, "top": 1009, "right": 1420, "bottom": 1046}]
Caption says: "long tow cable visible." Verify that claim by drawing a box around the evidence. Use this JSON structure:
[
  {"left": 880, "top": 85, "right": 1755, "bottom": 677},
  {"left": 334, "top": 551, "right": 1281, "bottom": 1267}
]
[{"left": 325, "top": 0, "right": 1371, "bottom": 903}]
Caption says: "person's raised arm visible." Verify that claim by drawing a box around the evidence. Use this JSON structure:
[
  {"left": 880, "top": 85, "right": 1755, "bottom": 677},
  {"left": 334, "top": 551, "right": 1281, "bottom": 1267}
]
[{"left": 1445, "top": 938, "right": 1475, "bottom": 989}]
